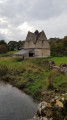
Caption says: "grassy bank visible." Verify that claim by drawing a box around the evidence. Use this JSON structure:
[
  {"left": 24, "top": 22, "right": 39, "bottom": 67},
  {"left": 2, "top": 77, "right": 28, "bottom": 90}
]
[
  {"left": 0, "top": 56, "right": 67, "bottom": 101},
  {"left": 0, "top": 50, "right": 20, "bottom": 57},
  {"left": 43, "top": 56, "right": 67, "bottom": 66}
]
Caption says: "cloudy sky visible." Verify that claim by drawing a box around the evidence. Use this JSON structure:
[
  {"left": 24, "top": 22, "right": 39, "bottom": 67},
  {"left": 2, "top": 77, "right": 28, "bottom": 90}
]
[{"left": 0, "top": 0, "right": 67, "bottom": 42}]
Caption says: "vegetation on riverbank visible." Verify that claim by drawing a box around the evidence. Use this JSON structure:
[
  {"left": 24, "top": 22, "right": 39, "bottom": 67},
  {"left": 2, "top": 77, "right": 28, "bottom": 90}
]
[{"left": 0, "top": 55, "right": 67, "bottom": 101}]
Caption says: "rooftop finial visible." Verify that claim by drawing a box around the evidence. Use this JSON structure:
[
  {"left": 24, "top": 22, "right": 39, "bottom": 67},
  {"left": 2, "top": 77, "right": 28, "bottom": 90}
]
[{"left": 34, "top": 30, "right": 39, "bottom": 35}]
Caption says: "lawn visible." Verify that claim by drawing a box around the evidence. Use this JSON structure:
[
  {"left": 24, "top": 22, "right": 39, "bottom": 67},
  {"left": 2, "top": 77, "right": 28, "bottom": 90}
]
[
  {"left": 0, "top": 57, "right": 20, "bottom": 66},
  {"left": 43, "top": 57, "right": 67, "bottom": 66},
  {"left": 0, "top": 50, "right": 20, "bottom": 57}
]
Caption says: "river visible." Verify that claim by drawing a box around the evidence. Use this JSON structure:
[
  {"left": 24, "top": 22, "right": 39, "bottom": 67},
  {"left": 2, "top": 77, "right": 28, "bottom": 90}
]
[{"left": 0, "top": 81, "right": 38, "bottom": 120}]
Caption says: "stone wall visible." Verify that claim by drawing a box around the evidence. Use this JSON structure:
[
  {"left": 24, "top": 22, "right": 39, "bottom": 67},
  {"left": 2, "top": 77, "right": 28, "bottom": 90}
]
[
  {"left": 35, "top": 49, "right": 50, "bottom": 57},
  {"left": 13, "top": 52, "right": 29, "bottom": 60},
  {"left": 35, "top": 40, "right": 50, "bottom": 49},
  {"left": 13, "top": 55, "right": 24, "bottom": 59},
  {"left": 24, "top": 52, "right": 29, "bottom": 59},
  {"left": 24, "top": 41, "right": 35, "bottom": 49},
  {"left": 24, "top": 40, "right": 50, "bottom": 49}
]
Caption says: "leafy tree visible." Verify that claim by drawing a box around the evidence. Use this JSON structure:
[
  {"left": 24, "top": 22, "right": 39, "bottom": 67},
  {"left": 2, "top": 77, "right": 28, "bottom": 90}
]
[
  {"left": 49, "top": 36, "right": 67, "bottom": 56},
  {"left": 63, "top": 36, "right": 67, "bottom": 48},
  {"left": 17, "top": 40, "right": 25, "bottom": 50},
  {"left": 0, "top": 40, "right": 7, "bottom": 46},
  {"left": 8, "top": 40, "right": 25, "bottom": 51},
  {"left": 0, "top": 45, "right": 8, "bottom": 54},
  {"left": 8, "top": 41, "right": 18, "bottom": 51}
]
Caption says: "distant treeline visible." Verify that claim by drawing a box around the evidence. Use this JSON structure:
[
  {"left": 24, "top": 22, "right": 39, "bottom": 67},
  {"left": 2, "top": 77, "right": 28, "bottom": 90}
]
[
  {"left": 0, "top": 40, "right": 25, "bottom": 54},
  {"left": 49, "top": 36, "right": 67, "bottom": 57},
  {"left": 0, "top": 36, "right": 67, "bottom": 56}
]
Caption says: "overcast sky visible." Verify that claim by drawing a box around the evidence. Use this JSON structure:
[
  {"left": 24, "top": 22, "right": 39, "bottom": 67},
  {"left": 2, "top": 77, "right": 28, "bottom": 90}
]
[{"left": 0, "top": 0, "right": 67, "bottom": 42}]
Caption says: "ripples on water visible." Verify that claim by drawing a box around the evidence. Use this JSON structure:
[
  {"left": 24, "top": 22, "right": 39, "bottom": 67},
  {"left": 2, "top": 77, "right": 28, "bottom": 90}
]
[{"left": 0, "top": 81, "right": 37, "bottom": 120}]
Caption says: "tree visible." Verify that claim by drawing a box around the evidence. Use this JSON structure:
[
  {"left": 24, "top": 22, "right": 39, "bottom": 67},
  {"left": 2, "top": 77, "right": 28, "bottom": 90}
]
[
  {"left": 63, "top": 36, "right": 67, "bottom": 48},
  {"left": 17, "top": 40, "right": 25, "bottom": 50},
  {"left": 0, "top": 45, "right": 8, "bottom": 54},
  {"left": 8, "top": 40, "right": 25, "bottom": 51},
  {"left": 49, "top": 36, "right": 67, "bottom": 57},
  {"left": 8, "top": 41, "right": 18, "bottom": 51},
  {"left": 0, "top": 40, "right": 7, "bottom": 46}
]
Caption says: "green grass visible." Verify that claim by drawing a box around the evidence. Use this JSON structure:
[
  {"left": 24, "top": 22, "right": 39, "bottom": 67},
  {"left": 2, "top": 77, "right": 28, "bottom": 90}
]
[
  {"left": 0, "top": 57, "right": 19, "bottom": 66},
  {"left": 0, "top": 57, "right": 50, "bottom": 94},
  {"left": 49, "top": 70, "right": 67, "bottom": 88},
  {"left": 0, "top": 50, "right": 20, "bottom": 57},
  {"left": 43, "top": 57, "right": 67, "bottom": 66},
  {"left": 0, "top": 56, "right": 67, "bottom": 101},
  {"left": 7, "top": 51, "right": 19, "bottom": 54},
  {"left": 21, "top": 71, "right": 49, "bottom": 95}
]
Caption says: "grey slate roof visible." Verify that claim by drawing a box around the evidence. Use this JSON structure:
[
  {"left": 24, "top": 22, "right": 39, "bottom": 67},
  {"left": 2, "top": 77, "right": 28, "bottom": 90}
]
[{"left": 14, "top": 49, "right": 32, "bottom": 55}]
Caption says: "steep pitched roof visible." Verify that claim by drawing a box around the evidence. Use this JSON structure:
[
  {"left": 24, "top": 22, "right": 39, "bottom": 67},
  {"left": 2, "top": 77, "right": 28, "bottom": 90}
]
[
  {"left": 26, "top": 30, "right": 47, "bottom": 44},
  {"left": 34, "top": 30, "right": 47, "bottom": 43}
]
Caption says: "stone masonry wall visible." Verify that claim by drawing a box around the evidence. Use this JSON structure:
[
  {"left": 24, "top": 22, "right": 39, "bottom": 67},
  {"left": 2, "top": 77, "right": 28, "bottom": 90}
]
[
  {"left": 35, "top": 41, "right": 50, "bottom": 49},
  {"left": 35, "top": 49, "right": 50, "bottom": 57},
  {"left": 24, "top": 41, "right": 35, "bottom": 49}
]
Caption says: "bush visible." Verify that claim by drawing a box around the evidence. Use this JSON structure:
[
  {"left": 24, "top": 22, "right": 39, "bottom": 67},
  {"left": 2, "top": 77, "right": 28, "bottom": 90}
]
[
  {"left": 49, "top": 36, "right": 67, "bottom": 57},
  {"left": 0, "top": 65, "right": 8, "bottom": 77},
  {"left": 48, "top": 69, "right": 60, "bottom": 90}
]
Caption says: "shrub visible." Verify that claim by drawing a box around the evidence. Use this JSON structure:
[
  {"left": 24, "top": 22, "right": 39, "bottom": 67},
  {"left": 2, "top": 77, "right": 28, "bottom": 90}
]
[
  {"left": 0, "top": 65, "right": 8, "bottom": 77},
  {"left": 48, "top": 69, "right": 59, "bottom": 90}
]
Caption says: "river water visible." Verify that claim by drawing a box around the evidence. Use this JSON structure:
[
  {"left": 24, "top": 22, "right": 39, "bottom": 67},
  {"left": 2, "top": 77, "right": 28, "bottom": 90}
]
[{"left": 0, "top": 81, "right": 38, "bottom": 120}]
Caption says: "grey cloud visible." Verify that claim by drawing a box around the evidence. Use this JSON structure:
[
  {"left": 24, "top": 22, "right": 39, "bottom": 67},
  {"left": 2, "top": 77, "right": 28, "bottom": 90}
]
[
  {"left": 0, "top": 0, "right": 67, "bottom": 42},
  {"left": 28, "top": 0, "right": 67, "bottom": 20},
  {"left": 30, "top": 13, "right": 67, "bottom": 38},
  {"left": 0, "top": 33, "right": 6, "bottom": 40},
  {"left": 1, "top": 0, "right": 67, "bottom": 23}
]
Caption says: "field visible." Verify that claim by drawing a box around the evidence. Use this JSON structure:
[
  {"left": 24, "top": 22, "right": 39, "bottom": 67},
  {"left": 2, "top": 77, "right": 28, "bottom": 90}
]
[
  {"left": 0, "top": 55, "right": 67, "bottom": 67},
  {"left": 0, "top": 50, "right": 20, "bottom": 57},
  {"left": 44, "top": 57, "right": 67, "bottom": 66},
  {"left": 0, "top": 55, "right": 67, "bottom": 101}
]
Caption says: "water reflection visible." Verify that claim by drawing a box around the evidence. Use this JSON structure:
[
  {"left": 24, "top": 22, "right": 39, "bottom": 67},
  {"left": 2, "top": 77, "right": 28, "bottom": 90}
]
[{"left": 0, "top": 81, "right": 37, "bottom": 120}]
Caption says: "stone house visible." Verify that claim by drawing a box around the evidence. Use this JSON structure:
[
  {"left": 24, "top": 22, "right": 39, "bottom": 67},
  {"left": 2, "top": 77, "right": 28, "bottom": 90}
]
[{"left": 14, "top": 30, "right": 50, "bottom": 59}]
